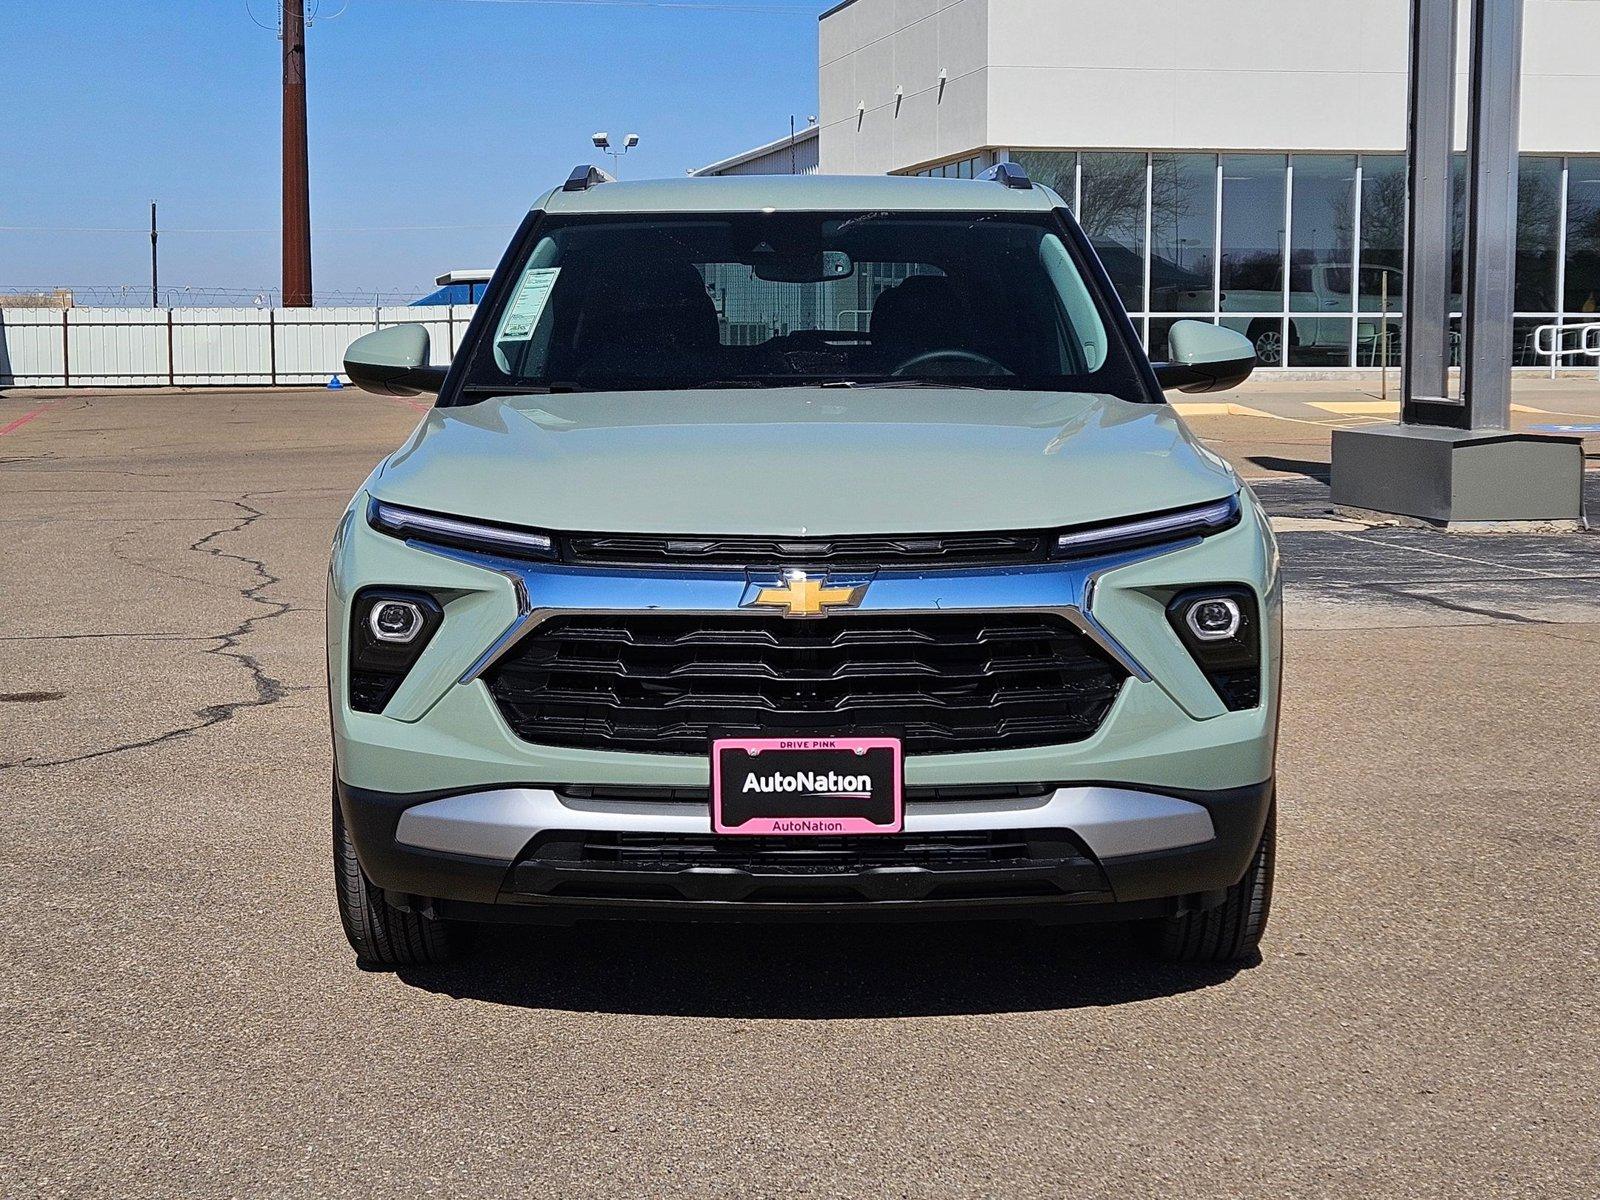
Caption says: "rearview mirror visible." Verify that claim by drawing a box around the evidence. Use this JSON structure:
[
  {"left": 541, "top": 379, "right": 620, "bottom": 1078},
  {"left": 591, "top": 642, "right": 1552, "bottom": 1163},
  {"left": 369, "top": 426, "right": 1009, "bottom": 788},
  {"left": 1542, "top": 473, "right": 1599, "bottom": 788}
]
[
  {"left": 1153, "top": 320, "right": 1256, "bottom": 394},
  {"left": 751, "top": 249, "right": 854, "bottom": 283},
  {"left": 343, "top": 324, "right": 447, "bottom": 397}
]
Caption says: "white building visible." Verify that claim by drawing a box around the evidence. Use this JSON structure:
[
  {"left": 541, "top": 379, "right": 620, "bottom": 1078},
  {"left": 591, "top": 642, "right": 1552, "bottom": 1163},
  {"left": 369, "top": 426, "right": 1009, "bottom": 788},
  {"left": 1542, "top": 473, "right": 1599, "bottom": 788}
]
[
  {"left": 722, "top": 0, "right": 1600, "bottom": 368},
  {"left": 692, "top": 124, "right": 819, "bottom": 177}
]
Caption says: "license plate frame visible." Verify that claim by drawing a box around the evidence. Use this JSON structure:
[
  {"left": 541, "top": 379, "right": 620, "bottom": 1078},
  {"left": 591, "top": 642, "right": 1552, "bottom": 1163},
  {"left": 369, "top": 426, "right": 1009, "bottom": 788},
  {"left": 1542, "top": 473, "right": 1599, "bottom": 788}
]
[{"left": 711, "top": 737, "right": 903, "bottom": 835}]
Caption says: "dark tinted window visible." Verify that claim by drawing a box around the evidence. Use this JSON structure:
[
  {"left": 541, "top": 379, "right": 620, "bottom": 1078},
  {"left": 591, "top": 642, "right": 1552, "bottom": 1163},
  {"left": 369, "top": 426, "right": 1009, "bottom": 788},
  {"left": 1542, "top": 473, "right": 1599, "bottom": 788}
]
[{"left": 458, "top": 212, "right": 1148, "bottom": 401}]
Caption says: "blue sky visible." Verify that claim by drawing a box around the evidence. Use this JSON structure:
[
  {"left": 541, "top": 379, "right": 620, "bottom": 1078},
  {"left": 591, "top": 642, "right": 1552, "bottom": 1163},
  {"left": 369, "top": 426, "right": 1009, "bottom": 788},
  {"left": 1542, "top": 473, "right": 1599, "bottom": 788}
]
[{"left": 1, "top": 0, "right": 821, "bottom": 302}]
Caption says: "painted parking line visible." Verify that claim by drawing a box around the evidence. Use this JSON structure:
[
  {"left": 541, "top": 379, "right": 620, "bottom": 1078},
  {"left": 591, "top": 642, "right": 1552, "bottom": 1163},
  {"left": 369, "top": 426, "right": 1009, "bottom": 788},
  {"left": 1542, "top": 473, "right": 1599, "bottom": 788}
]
[
  {"left": 1169, "top": 401, "right": 1280, "bottom": 419},
  {"left": 1308, "top": 400, "right": 1549, "bottom": 415},
  {"left": 0, "top": 401, "right": 58, "bottom": 437},
  {"left": 1531, "top": 423, "right": 1600, "bottom": 433}
]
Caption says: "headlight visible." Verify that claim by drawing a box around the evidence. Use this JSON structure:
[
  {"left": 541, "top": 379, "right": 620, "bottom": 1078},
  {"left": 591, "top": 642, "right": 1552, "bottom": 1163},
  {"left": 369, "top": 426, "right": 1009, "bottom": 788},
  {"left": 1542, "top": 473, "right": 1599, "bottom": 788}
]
[
  {"left": 368, "top": 498, "right": 556, "bottom": 561},
  {"left": 1051, "top": 494, "right": 1240, "bottom": 560}
]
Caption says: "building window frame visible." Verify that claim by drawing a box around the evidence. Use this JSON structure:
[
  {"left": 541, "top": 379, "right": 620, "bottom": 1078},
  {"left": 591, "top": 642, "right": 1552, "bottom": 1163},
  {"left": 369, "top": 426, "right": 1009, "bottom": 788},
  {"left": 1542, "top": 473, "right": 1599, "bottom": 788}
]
[{"left": 985, "top": 147, "right": 1594, "bottom": 369}]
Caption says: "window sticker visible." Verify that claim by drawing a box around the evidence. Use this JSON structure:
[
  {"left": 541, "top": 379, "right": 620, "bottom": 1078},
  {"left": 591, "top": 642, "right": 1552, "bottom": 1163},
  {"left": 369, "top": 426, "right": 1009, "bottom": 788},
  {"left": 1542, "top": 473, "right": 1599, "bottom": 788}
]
[{"left": 498, "top": 267, "right": 560, "bottom": 341}]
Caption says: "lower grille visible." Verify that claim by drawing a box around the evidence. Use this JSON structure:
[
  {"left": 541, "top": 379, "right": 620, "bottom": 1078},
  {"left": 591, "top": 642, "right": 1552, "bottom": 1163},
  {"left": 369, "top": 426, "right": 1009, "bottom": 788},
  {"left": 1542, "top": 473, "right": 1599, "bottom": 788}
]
[
  {"left": 508, "top": 828, "right": 1109, "bottom": 905},
  {"left": 556, "top": 829, "right": 1069, "bottom": 869},
  {"left": 484, "top": 613, "right": 1127, "bottom": 755}
]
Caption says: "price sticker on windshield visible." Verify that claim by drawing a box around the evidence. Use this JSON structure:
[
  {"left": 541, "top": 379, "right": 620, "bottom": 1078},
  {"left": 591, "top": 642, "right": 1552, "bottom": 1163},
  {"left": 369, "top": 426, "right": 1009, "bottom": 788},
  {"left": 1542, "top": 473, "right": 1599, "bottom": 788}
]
[{"left": 498, "top": 267, "right": 560, "bottom": 341}]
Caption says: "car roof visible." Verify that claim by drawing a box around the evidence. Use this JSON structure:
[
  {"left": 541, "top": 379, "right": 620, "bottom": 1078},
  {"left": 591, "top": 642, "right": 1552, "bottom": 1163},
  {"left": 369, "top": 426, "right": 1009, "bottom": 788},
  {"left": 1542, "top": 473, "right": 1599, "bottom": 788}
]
[{"left": 535, "top": 172, "right": 1066, "bottom": 215}]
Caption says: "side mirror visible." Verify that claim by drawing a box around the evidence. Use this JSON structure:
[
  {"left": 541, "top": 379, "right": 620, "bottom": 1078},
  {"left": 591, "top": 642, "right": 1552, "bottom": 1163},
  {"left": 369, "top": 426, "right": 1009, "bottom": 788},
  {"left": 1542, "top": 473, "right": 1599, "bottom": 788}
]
[
  {"left": 1153, "top": 320, "right": 1257, "bottom": 394},
  {"left": 343, "top": 324, "right": 448, "bottom": 397}
]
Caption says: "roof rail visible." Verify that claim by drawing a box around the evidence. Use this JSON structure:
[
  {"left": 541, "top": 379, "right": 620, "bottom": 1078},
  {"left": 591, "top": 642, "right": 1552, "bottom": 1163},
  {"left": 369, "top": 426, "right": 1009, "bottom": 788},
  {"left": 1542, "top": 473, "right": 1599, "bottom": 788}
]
[
  {"left": 977, "top": 162, "right": 1032, "bottom": 190},
  {"left": 563, "top": 163, "right": 617, "bottom": 192}
]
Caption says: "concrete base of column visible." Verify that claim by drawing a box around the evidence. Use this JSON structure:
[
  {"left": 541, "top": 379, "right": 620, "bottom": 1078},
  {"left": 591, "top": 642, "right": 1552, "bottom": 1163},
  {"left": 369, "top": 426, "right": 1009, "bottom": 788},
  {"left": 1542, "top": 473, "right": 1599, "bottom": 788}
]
[{"left": 1330, "top": 424, "right": 1586, "bottom": 529}]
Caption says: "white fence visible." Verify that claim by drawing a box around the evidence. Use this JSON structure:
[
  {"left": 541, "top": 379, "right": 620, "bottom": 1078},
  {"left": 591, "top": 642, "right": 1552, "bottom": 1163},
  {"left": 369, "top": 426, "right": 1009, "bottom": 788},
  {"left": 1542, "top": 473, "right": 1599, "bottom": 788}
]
[{"left": 0, "top": 304, "right": 477, "bottom": 388}]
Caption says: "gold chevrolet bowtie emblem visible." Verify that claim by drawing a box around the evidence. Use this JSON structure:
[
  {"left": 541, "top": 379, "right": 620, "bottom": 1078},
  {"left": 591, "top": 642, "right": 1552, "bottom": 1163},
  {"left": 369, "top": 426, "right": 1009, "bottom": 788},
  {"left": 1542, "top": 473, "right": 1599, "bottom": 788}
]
[{"left": 749, "top": 571, "right": 866, "bottom": 618}]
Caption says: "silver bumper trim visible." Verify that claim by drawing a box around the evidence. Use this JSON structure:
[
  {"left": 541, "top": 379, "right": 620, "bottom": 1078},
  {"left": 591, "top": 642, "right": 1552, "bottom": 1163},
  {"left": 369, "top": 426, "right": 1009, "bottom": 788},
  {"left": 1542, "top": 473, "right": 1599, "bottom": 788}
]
[{"left": 394, "top": 785, "right": 1216, "bottom": 862}]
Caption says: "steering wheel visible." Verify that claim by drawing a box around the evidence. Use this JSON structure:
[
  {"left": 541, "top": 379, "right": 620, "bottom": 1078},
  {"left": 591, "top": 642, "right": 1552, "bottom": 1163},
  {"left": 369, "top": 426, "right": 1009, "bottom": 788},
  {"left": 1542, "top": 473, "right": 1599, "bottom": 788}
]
[{"left": 891, "top": 349, "right": 1011, "bottom": 377}]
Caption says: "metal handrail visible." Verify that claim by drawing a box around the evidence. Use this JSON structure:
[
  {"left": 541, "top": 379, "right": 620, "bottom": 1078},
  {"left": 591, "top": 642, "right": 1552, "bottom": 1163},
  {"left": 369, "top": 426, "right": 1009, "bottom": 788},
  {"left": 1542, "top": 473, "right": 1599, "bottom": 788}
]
[{"left": 1533, "top": 322, "right": 1600, "bottom": 380}]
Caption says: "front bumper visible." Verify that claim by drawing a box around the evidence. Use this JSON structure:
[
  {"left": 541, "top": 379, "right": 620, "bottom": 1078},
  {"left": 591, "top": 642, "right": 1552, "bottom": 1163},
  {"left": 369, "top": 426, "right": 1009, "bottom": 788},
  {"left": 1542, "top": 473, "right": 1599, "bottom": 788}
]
[{"left": 338, "top": 777, "right": 1273, "bottom": 924}]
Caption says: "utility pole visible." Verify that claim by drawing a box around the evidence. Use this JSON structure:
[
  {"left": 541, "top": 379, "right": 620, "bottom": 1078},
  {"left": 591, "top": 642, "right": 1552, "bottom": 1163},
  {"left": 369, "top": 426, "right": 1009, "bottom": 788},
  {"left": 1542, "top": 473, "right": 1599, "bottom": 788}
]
[
  {"left": 149, "top": 201, "right": 159, "bottom": 308},
  {"left": 281, "top": 0, "right": 313, "bottom": 307}
]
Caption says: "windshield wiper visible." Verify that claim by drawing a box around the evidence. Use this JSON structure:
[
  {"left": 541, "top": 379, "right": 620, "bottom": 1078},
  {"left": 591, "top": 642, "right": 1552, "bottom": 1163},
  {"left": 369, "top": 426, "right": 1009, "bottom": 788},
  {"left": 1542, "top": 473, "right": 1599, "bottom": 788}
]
[
  {"left": 686, "top": 379, "right": 847, "bottom": 390},
  {"left": 834, "top": 377, "right": 1001, "bottom": 390},
  {"left": 459, "top": 382, "right": 584, "bottom": 397}
]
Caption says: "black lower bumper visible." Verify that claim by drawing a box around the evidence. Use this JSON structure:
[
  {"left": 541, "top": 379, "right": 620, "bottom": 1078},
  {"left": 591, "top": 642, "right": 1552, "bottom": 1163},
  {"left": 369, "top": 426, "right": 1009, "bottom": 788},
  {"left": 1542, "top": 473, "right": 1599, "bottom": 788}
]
[{"left": 336, "top": 778, "right": 1273, "bottom": 925}]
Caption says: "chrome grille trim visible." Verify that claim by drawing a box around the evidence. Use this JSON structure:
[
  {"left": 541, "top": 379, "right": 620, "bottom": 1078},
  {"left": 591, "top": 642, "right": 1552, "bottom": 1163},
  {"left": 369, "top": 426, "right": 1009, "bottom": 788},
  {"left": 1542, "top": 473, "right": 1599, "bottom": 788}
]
[{"left": 395, "top": 536, "right": 1199, "bottom": 690}]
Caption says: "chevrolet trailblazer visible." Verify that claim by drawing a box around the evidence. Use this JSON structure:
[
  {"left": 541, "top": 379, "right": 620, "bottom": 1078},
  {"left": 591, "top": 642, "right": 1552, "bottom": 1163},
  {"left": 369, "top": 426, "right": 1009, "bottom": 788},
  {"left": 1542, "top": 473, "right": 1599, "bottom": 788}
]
[{"left": 328, "top": 163, "right": 1279, "bottom": 968}]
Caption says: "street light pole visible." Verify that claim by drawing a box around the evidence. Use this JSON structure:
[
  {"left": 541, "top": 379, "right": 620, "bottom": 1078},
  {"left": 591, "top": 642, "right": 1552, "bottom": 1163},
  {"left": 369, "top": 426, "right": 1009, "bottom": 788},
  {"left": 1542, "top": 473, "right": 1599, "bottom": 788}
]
[{"left": 591, "top": 131, "right": 640, "bottom": 176}]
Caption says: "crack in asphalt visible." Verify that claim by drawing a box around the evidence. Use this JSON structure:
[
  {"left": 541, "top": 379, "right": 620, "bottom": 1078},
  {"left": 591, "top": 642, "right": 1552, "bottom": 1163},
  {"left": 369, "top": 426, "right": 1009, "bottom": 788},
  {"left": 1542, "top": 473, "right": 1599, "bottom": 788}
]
[
  {"left": 1, "top": 495, "right": 293, "bottom": 771},
  {"left": 0, "top": 631, "right": 209, "bottom": 642},
  {"left": 108, "top": 524, "right": 240, "bottom": 592},
  {"left": 1362, "top": 581, "right": 1552, "bottom": 626}
]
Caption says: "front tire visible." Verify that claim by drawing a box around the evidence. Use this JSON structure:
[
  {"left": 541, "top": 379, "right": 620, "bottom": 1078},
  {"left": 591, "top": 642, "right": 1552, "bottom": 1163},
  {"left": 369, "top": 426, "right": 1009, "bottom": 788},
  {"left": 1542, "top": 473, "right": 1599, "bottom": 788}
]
[
  {"left": 333, "top": 783, "right": 456, "bottom": 968},
  {"left": 1150, "top": 806, "right": 1275, "bottom": 963}
]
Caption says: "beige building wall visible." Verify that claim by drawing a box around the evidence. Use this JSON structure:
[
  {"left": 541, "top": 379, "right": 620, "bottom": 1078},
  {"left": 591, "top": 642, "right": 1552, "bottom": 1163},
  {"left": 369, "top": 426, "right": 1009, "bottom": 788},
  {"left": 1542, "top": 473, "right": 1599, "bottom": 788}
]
[{"left": 819, "top": 0, "right": 1600, "bottom": 174}]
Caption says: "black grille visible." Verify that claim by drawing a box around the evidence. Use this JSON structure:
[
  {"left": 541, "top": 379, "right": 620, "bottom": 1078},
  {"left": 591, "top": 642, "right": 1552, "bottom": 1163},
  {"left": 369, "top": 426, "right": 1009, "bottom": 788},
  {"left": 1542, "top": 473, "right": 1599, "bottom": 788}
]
[
  {"left": 562, "top": 531, "right": 1047, "bottom": 569},
  {"left": 349, "top": 670, "right": 403, "bottom": 713},
  {"left": 533, "top": 829, "right": 1081, "bottom": 870},
  {"left": 483, "top": 613, "right": 1127, "bottom": 755},
  {"left": 507, "top": 828, "right": 1110, "bottom": 905}
]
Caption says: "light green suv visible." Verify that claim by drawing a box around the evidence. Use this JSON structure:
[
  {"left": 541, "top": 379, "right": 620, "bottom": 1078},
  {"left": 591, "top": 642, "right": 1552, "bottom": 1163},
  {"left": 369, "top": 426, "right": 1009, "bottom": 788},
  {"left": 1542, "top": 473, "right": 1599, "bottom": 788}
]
[{"left": 329, "top": 163, "right": 1279, "bottom": 968}]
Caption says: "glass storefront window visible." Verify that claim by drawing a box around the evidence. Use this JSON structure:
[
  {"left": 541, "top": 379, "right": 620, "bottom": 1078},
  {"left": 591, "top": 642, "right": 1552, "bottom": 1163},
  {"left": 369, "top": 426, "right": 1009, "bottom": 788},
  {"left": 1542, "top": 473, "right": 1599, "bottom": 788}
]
[
  {"left": 1220, "top": 155, "right": 1286, "bottom": 312},
  {"left": 1287, "top": 317, "right": 1351, "bottom": 367},
  {"left": 983, "top": 147, "right": 1595, "bottom": 365},
  {"left": 1150, "top": 154, "right": 1216, "bottom": 312},
  {"left": 1566, "top": 158, "right": 1600, "bottom": 315},
  {"left": 1515, "top": 157, "right": 1563, "bottom": 312},
  {"left": 1512, "top": 316, "right": 1552, "bottom": 367},
  {"left": 1007, "top": 151, "right": 1076, "bottom": 206},
  {"left": 1358, "top": 155, "right": 1405, "bottom": 313},
  {"left": 1451, "top": 152, "right": 1467, "bottom": 301},
  {"left": 1079, "top": 152, "right": 1149, "bottom": 312},
  {"left": 1356, "top": 314, "right": 1402, "bottom": 367},
  {"left": 1288, "top": 156, "right": 1356, "bottom": 313}
]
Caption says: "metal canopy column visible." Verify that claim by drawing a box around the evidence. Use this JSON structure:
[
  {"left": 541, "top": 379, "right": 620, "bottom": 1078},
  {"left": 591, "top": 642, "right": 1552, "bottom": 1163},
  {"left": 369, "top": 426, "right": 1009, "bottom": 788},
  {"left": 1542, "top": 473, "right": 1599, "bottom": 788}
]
[
  {"left": 1460, "top": 0, "right": 1524, "bottom": 429},
  {"left": 1328, "top": 0, "right": 1583, "bottom": 529},
  {"left": 1401, "top": 0, "right": 1458, "bottom": 419}
]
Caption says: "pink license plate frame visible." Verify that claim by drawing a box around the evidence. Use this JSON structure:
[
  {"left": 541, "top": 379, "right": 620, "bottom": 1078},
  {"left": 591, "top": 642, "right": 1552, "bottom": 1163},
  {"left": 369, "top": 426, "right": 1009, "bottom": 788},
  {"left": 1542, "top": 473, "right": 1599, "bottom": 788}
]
[{"left": 711, "top": 736, "right": 903, "bottom": 835}]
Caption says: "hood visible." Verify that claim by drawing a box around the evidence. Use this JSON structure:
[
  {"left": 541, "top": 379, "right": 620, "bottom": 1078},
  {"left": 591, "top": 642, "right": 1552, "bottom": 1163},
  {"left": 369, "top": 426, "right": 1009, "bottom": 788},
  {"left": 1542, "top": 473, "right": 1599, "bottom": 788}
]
[{"left": 372, "top": 389, "right": 1237, "bottom": 536}]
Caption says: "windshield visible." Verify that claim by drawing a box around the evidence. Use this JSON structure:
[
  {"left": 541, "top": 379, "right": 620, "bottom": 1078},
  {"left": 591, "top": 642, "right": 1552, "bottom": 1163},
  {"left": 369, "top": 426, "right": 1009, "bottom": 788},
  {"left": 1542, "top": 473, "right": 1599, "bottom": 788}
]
[{"left": 457, "top": 211, "right": 1148, "bottom": 399}]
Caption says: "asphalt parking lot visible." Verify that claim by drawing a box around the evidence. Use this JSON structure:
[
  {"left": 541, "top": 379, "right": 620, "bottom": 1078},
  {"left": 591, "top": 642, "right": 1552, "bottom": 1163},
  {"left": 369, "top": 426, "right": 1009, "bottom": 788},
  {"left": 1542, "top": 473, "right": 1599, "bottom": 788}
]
[{"left": 2, "top": 385, "right": 1597, "bottom": 1198}]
